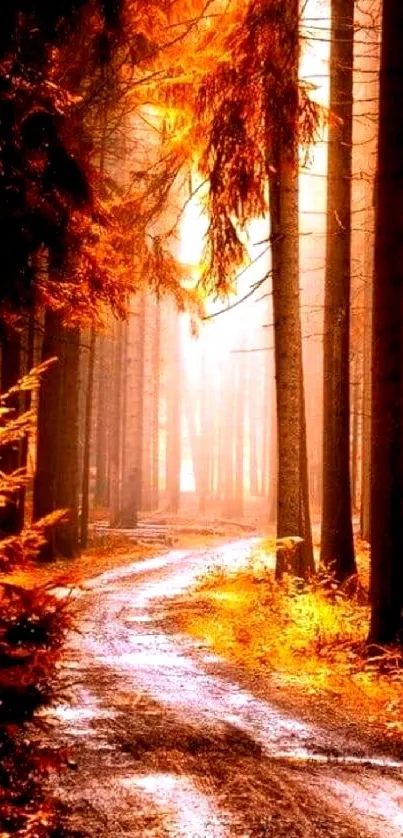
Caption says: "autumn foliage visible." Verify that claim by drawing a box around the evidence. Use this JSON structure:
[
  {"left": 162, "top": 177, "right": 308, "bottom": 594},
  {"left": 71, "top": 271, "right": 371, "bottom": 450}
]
[{"left": 0, "top": 370, "right": 73, "bottom": 836}]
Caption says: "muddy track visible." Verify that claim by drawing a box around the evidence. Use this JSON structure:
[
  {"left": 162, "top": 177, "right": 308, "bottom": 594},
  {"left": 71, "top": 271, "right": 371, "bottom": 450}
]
[{"left": 46, "top": 541, "right": 403, "bottom": 837}]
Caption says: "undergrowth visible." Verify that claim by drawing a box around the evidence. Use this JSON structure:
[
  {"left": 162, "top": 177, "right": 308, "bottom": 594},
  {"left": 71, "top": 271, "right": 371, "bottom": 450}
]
[
  {"left": 0, "top": 369, "right": 78, "bottom": 838},
  {"left": 182, "top": 539, "right": 403, "bottom": 740}
]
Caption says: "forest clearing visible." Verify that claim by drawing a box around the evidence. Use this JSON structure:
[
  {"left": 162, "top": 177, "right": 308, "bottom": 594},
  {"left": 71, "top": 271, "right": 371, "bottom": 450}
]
[{"left": 1, "top": 0, "right": 403, "bottom": 835}]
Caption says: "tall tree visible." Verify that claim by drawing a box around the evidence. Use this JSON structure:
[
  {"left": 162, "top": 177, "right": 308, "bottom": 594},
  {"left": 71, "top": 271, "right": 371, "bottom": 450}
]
[
  {"left": 110, "top": 320, "right": 124, "bottom": 526},
  {"left": 320, "top": 0, "right": 356, "bottom": 581},
  {"left": 34, "top": 312, "right": 80, "bottom": 558},
  {"left": 269, "top": 124, "right": 312, "bottom": 577},
  {"left": 94, "top": 337, "right": 109, "bottom": 508},
  {"left": 54, "top": 326, "right": 80, "bottom": 557},
  {"left": 191, "top": 0, "right": 316, "bottom": 576},
  {"left": 80, "top": 327, "right": 96, "bottom": 548},
  {"left": 369, "top": 0, "right": 403, "bottom": 644},
  {"left": 259, "top": 0, "right": 315, "bottom": 574},
  {"left": 360, "top": 235, "right": 372, "bottom": 542},
  {"left": 33, "top": 311, "right": 61, "bottom": 560}
]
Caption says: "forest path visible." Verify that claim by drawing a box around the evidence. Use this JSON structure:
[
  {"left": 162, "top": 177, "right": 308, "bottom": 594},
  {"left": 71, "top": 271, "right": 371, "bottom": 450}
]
[{"left": 49, "top": 540, "right": 403, "bottom": 837}]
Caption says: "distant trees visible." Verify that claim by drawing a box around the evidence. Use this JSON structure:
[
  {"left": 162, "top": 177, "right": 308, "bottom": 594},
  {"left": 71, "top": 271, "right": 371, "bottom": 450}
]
[{"left": 369, "top": 0, "right": 403, "bottom": 644}]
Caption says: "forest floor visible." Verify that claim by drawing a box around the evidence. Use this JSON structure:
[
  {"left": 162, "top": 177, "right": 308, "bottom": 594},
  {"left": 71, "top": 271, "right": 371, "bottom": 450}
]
[{"left": 39, "top": 537, "right": 403, "bottom": 838}]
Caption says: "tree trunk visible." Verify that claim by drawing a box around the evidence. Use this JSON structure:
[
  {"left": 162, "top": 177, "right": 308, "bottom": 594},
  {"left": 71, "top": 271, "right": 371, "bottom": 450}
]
[
  {"left": 267, "top": 374, "right": 277, "bottom": 523},
  {"left": 166, "top": 307, "right": 181, "bottom": 513},
  {"left": 369, "top": 0, "right": 403, "bottom": 644},
  {"left": 34, "top": 311, "right": 80, "bottom": 559},
  {"left": 221, "top": 361, "right": 236, "bottom": 518},
  {"left": 351, "top": 353, "right": 360, "bottom": 513},
  {"left": 198, "top": 347, "right": 210, "bottom": 514},
  {"left": 33, "top": 310, "right": 61, "bottom": 559},
  {"left": 151, "top": 297, "right": 160, "bottom": 509},
  {"left": 120, "top": 322, "right": 128, "bottom": 507},
  {"left": 248, "top": 354, "right": 260, "bottom": 497},
  {"left": 360, "top": 228, "right": 372, "bottom": 542},
  {"left": 269, "top": 157, "right": 313, "bottom": 578},
  {"left": 80, "top": 326, "right": 96, "bottom": 548},
  {"left": 110, "top": 321, "right": 124, "bottom": 526},
  {"left": 183, "top": 369, "right": 200, "bottom": 494},
  {"left": 266, "top": 0, "right": 313, "bottom": 578},
  {"left": 298, "top": 376, "right": 315, "bottom": 576},
  {"left": 321, "top": 0, "right": 356, "bottom": 581},
  {"left": 233, "top": 353, "right": 245, "bottom": 518},
  {"left": 54, "top": 326, "right": 80, "bottom": 557},
  {"left": 270, "top": 163, "right": 300, "bottom": 576},
  {"left": 120, "top": 295, "right": 145, "bottom": 527},
  {"left": 94, "top": 335, "right": 108, "bottom": 508},
  {"left": 0, "top": 325, "right": 23, "bottom": 535},
  {"left": 18, "top": 312, "right": 35, "bottom": 525}
]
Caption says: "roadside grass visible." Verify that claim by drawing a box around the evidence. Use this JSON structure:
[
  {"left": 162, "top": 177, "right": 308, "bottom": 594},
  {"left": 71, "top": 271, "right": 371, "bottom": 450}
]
[{"left": 180, "top": 538, "right": 403, "bottom": 741}]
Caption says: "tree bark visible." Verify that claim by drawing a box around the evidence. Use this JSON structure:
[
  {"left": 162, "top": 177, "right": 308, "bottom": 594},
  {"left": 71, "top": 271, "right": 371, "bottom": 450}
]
[
  {"left": 34, "top": 311, "right": 80, "bottom": 558},
  {"left": 110, "top": 320, "right": 124, "bottom": 526},
  {"left": 269, "top": 156, "right": 313, "bottom": 578},
  {"left": 80, "top": 327, "right": 96, "bottom": 548},
  {"left": 321, "top": 0, "right": 356, "bottom": 581},
  {"left": 369, "top": 0, "right": 403, "bottom": 644},
  {"left": 351, "top": 353, "right": 361, "bottom": 513},
  {"left": 151, "top": 297, "right": 160, "bottom": 509},
  {"left": 94, "top": 335, "right": 109, "bottom": 508},
  {"left": 120, "top": 295, "right": 145, "bottom": 527},
  {"left": 166, "top": 306, "right": 181, "bottom": 513},
  {"left": 33, "top": 310, "right": 61, "bottom": 559},
  {"left": 248, "top": 353, "right": 260, "bottom": 497},
  {"left": 360, "top": 229, "right": 372, "bottom": 542},
  {"left": 221, "top": 361, "right": 236, "bottom": 518},
  {"left": 267, "top": 374, "right": 277, "bottom": 523},
  {"left": 54, "top": 326, "right": 80, "bottom": 557},
  {"left": 233, "top": 353, "right": 245, "bottom": 518},
  {"left": 266, "top": 0, "right": 314, "bottom": 578},
  {"left": 0, "top": 324, "right": 23, "bottom": 535},
  {"left": 298, "top": 376, "right": 315, "bottom": 576},
  {"left": 270, "top": 162, "right": 300, "bottom": 578},
  {"left": 198, "top": 347, "right": 210, "bottom": 514}
]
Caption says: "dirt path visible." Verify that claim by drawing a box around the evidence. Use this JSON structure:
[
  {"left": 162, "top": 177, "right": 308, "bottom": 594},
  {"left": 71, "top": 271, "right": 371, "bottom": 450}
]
[{"left": 46, "top": 541, "right": 403, "bottom": 837}]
